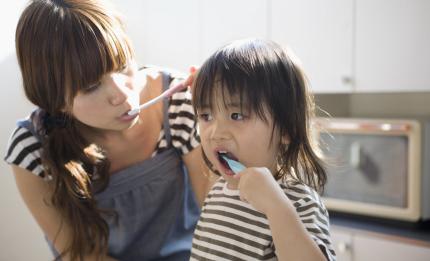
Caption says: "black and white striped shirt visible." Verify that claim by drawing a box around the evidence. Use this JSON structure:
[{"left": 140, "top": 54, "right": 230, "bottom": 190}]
[
  {"left": 191, "top": 178, "right": 336, "bottom": 261},
  {"left": 4, "top": 86, "right": 200, "bottom": 178}
]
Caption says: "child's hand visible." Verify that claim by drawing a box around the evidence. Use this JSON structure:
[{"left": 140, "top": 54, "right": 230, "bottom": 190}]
[{"left": 235, "top": 167, "right": 290, "bottom": 215}]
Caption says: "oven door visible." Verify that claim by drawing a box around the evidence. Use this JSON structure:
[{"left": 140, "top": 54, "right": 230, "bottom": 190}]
[{"left": 316, "top": 118, "right": 421, "bottom": 221}]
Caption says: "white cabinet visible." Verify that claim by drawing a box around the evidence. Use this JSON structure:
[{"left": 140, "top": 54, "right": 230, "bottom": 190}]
[
  {"left": 355, "top": 0, "right": 430, "bottom": 92},
  {"left": 271, "top": 0, "right": 430, "bottom": 93},
  {"left": 113, "top": 0, "right": 267, "bottom": 72},
  {"left": 271, "top": 0, "right": 354, "bottom": 93},
  {"left": 331, "top": 229, "right": 353, "bottom": 261},
  {"left": 331, "top": 227, "right": 430, "bottom": 261},
  {"left": 114, "top": 0, "right": 430, "bottom": 93}
]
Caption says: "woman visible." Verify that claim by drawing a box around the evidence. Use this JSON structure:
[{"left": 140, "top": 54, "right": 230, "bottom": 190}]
[{"left": 4, "top": 0, "right": 208, "bottom": 260}]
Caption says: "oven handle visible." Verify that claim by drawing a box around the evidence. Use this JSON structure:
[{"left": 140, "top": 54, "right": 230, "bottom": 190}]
[{"left": 316, "top": 121, "right": 412, "bottom": 133}]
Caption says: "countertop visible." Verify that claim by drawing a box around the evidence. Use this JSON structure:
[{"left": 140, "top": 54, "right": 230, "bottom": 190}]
[{"left": 330, "top": 211, "right": 430, "bottom": 246}]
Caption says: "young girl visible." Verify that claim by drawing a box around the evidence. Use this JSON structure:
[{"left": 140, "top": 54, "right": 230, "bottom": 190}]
[
  {"left": 4, "top": 0, "right": 208, "bottom": 260},
  {"left": 190, "top": 38, "right": 336, "bottom": 260}
]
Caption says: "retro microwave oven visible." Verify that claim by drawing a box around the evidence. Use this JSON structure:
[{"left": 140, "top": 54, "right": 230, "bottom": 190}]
[{"left": 314, "top": 118, "right": 430, "bottom": 222}]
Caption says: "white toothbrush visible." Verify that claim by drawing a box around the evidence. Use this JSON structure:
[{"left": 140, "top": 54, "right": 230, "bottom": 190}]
[
  {"left": 221, "top": 155, "right": 246, "bottom": 175},
  {"left": 127, "top": 82, "right": 186, "bottom": 116}
]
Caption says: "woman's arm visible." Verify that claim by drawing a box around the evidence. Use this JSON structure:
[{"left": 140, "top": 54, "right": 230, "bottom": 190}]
[
  {"left": 12, "top": 165, "right": 118, "bottom": 261},
  {"left": 182, "top": 146, "right": 216, "bottom": 207}
]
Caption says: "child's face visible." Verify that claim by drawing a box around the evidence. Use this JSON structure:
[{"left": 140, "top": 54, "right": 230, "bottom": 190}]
[
  {"left": 197, "top": 91, "right": 282, "bottom": 188},
  {"left": 71, "top": 60, "right": 141, "bottom": 131}
]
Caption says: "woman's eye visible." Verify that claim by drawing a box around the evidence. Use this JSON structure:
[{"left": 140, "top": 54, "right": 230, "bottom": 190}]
[
  {"left": 83, "top": 82, "right": 101, "bottom": 93},
  {"left": 118, "top": 64, "right": 128, "bottom": 73},
  {"left": 198, "top": 113, "right": 212, "bottom": 122},
  {"left": 230, "top": 112, "right": 244, "bottom": 121}
]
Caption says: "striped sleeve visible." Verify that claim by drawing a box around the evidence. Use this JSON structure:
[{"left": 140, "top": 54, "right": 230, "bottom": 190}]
[
  {"left": 166, "top": 80, "right": 200, "bottom": 155},
  {"left": 4, "top": 126, "right": 45, "bottom": 178},
  {"left": 283, "top": 181, "right": 336, "bottom": 261}
]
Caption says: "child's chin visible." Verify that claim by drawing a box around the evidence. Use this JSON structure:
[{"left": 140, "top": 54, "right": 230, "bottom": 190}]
[
  {"left": 223, "top": 169, "right": 236, "bottom": 176},
  {"left": 222, "top": 172, "right": 238, "bottom": 182},
  {"left": 224, "top": 178, "right": 239, "bottom": 190}
]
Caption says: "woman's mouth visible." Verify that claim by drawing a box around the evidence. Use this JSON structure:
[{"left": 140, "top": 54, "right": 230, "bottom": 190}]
[{"left": 119, "top": 111, "right": 139, "bottom": 122}]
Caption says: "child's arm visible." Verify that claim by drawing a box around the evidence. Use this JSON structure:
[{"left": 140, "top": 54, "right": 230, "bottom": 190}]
[
  {"left": 236, "top": 167, "right": 328, "bottom": 261},
  {"left": 265, "top": 192, "right": 327, "bottom": 260}
]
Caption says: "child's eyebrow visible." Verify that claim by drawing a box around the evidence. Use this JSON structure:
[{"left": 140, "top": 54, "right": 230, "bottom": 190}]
[{"left": 226, "top": 102, "right": 240, "bottom": 107}]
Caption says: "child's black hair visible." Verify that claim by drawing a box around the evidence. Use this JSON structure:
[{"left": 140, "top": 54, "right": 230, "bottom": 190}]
[{"left": 193, "top": 38, "right": 326, "bottom": 191}]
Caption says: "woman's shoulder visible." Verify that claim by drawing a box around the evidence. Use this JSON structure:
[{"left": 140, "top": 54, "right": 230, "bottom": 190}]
[
  {"left": 165, "top": 79, "right": 199, "bottom": 155},
  {"left": 4, "top": 116, "right": 45, "bottom": 178}
]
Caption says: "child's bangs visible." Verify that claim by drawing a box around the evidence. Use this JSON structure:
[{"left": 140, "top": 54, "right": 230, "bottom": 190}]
[{"left": 193, "top": 52, "right": 269, "bottom": 122}]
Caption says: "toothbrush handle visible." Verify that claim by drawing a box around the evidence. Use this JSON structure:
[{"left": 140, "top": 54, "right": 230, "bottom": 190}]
[{"left": 127, "top": 82, "right": 187, "bottom": 115}]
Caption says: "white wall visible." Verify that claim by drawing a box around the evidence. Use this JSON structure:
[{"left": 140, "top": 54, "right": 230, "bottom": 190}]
[{"left": 0, "top": 1, "right": 52, "bottom": 260}]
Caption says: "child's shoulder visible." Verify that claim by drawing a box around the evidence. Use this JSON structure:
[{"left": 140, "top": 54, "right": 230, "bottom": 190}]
[{"left": 278, "top": 178, "right": 327, "bottom": 211}]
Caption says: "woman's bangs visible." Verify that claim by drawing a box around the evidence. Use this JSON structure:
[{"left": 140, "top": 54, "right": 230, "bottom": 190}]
[{"left": 66, "top": 14, "right": 133, "bottom": 99}]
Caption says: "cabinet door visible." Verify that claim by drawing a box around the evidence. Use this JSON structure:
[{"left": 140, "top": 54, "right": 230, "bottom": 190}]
[
  {"left": 331, "top": 228, "right": 353, "bottom": 261},
  {"left": 355, "top": 0, "right": 430, "bottom": 92},
  {"left": 354, "top": 234, "right": 430, "bottom": 261},
  {"left": 200, "top": 0, "right": 268, "bottom": 58},
  {"left": 271, "top": 0, "right": 354, "bottom": 93}
]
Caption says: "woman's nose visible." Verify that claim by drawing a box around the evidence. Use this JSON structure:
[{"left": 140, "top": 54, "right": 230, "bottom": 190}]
[{"left": 109, "top": 73, "right": 130, "bottom": 106}]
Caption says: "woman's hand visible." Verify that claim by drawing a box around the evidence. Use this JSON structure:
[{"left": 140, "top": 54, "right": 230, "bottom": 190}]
[
  {"left": 235, "top": 167, "right": 291, "bottom": 215},
  {"left": 183, "top": 66, "right": 197, "bottom": 90}
]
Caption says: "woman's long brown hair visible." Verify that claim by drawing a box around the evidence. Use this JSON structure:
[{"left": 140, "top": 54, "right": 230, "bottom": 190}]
[{"left": 15, "top": 0, "right": 134, "bottom": 260}]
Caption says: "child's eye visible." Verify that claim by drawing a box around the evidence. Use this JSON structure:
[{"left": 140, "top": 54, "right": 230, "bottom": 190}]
[
  {"left": 198, "top": 113, "right": 213, "bottom": 122},
  {"left": 230, "top": 112, "right": 244, "bottom": 121}
]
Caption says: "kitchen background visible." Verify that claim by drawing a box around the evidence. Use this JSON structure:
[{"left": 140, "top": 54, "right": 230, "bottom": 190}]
[{"left": 1, "top": 0, "right": 429, "bottom": 260}]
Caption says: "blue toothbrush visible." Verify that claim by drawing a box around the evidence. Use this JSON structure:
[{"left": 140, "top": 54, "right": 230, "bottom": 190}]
[{"left": 221, "top": 155, "right": 246, "bottom": 175}]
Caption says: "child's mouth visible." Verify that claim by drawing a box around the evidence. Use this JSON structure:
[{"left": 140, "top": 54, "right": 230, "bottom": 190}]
[
  {"left": 217, "top": 151, "right": 238, "bottom": 175},
  {"left": 217, "top": 151, "right": 235, "bottom": 168}
]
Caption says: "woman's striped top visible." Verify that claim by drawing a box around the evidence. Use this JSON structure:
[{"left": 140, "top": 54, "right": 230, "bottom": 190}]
[
  {"left": 4, "top": 83, "right": 200, "bottom": 178},
  {"left": 191, "top": 178, "right": 336, "bottom": 261}
]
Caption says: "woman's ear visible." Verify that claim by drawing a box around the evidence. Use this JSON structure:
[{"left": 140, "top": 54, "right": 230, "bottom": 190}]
[{"left": 281, "top": 134, "right": 290, "bottom": 145}]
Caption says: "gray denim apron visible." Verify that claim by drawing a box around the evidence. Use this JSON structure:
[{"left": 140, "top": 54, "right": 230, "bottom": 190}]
[{"left": 19, "top": 72, "right": 200, "bottom": 261}]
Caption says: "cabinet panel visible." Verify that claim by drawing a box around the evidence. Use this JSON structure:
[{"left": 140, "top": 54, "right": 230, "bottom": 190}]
[
  {"left": 355, "top": 0, "right": 430, "bottom": 92},
  {"left": 271, "top": 0, "right": 354, "bottom": 93},
  {"left": 331, "top": 229, "right": 353, "bottom": 261},
  {"left": 354, "top": 234, "right": 430, "bottom": 261}
]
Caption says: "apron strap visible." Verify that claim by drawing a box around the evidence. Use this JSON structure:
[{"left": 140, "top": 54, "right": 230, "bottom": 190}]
[{"left": 161, "top": 71, "right": 173, "bottom": 146}]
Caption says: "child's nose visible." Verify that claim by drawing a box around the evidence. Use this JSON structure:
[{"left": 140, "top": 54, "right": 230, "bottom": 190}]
[
  {"left": 109, "top": 73, "right": 130, "bottom": 106},
  {"left": 211, "top": 120, "right": 231, "bottom": 141}
]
